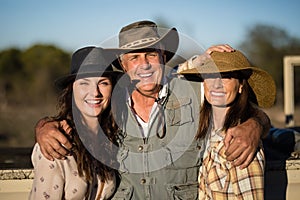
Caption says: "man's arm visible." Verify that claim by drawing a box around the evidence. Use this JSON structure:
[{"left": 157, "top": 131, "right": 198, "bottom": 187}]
[
  {"left": 224, "top": 109, "right": 271, "bottom": 169},
  {"left": 177, "top": 44, "right": 235, "bottom": 73},
  {"left": 35, "top": 118, "right": 72, "bottom": 160}
]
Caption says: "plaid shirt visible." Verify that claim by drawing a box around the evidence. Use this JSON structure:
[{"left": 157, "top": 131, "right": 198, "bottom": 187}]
[{"left": 199, "top": 129, "right": 264, "bottom": 200}]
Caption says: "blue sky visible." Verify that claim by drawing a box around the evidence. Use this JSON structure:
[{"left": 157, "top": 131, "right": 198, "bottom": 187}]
[{"left": 1, "top": 0, "right": 300, "bottom": 52}]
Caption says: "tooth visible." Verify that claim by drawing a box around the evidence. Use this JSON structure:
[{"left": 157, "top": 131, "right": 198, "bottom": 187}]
[
  {"left": 86, "top": 100, "right": 100, "bottom": 104},
  {"left": 139, "top": 73, "right": 152, "bottom": 77},
  {"left": 211, "top": 92, "right": 225, "bottom": 96}
]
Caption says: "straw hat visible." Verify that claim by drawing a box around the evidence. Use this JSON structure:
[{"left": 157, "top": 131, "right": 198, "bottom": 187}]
[
  {"left": 55, "top": 46, "right": 123, "bottom": 89},
  {"left": 106, "top": 20, "right": 179, "bottom": 69},
  {"left": 179, "top": 50, "right": 276, "bottom": 108}
]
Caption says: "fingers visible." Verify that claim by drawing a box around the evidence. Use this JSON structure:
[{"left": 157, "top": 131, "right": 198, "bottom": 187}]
[
  {"left": 39, "top": 135, "right": 64, "bottom": 161},
  {"left": 237, "top": 152, "right": 255, "bottom": 170},
  {"left": 52, "top": 133, "right": 72, "bottom": 156},
  {"left": 177, "top": 44, "right": 235, "bottom": 72},
  {"left": 225, "top": 120, "right": 260, "bottom": 168},
  {"left": 225, "top": 136, "right": 248, "bottom": 161},
  {"left": 49, "top": 145, "right": 69, "bottom": 160},
  {"left": 35, "top": 119, "right": 72, "bottom": 160},
  {"left": 41, "top": 129, "right": 70, "bottom": 159},
  {"left": 206, "top": 44, "right": 235, "bottom": 55},
  {"left": 178, "top": 44, "right": 234, "bottom": 72},
  {"left": 225, "top": 137, "right": 255, "bottom": 169},
  {"left": 39, "top": 144, "right": 54, "bottom": 161},
  {"left": 229, "top": 143, "right": 251, "bottom": 166},
  {"left": 60, "top": 120, "right": 72, "bottom": 135},
  {"left": 223, "top": 131, "right": 233, "bottom": 149}
]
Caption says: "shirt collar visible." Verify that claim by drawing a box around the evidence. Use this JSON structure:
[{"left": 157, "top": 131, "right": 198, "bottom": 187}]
[{"left": 126, "top": 77, "right": 169, "bottom": 107}]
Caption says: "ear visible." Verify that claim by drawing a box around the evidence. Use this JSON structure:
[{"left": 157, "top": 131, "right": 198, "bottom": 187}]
[
  {"left": 238, "top": 84, "right": 243, "bottom": 94},
  {"left": 121, "top": 65, "right": 127, "bottom": 72},
  {"left": 118, "top": 57, "right": 127, "bottom": 72}
]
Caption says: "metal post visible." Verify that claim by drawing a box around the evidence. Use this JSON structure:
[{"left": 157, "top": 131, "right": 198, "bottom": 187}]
[{"left": 283, "top": 56, "right": 300, "bottom": 127}]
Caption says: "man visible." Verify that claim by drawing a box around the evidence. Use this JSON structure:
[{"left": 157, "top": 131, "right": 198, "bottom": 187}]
[{"left": 36, "top": 20, "right": 269, "bottom": 199}]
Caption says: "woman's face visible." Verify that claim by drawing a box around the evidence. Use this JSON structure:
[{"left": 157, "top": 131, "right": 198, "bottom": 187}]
[
  {"left": 73, "top": 76, "right": 112, "bottom": 119},
  {"left": 203, "top": 76, "right": 242, "bottom": 107}
]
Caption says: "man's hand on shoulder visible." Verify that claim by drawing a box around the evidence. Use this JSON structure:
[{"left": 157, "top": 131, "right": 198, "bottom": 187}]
[
  {"left": 224, "top": 119, "right": 261, "bottom": 169},
  {"left": 35, "top": 118, "right": 72, "bottom": 161}
]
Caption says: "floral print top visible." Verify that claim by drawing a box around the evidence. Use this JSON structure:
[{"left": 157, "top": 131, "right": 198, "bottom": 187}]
[{"left": 29, "top": 143, "right": 116, "bottom": 200}]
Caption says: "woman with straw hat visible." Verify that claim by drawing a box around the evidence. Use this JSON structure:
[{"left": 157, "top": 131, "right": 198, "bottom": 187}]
[{"left": 179, "top": 50, "right": 276, "bottom": 199}]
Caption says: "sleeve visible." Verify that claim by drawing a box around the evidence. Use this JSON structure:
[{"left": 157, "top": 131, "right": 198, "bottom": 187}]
[
  {"left": 177, "top": 55, "right": 198, "bottom": 74},
  {"left": 28, "top": 143, "right": 65, "bottom": 200}
]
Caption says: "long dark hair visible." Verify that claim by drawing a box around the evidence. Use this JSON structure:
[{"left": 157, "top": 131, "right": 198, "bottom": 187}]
[
  {"left": 48, "top": 75, "right": 119, "bottom": 197},
  {"left": 196, "top": 76, "right": 259, "bottom": 139}
]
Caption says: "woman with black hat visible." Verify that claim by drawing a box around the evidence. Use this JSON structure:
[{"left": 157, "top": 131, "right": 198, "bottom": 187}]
[{"left": 29, "top": 46, "right": 121, "bottom": 199}]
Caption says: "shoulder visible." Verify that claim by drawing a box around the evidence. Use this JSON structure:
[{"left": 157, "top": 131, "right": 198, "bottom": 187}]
[
  {"left": 169, "top": 77, "right": 201, "bottom": 93},
  {"left": 31, "top": 143, "right": 76, "bottom": 170},
  {"left": 167, "top": 77, "right": 202, "bottom": 105},
  {"left": 31, "top": 143, "right": 51, "bottom": 165}
]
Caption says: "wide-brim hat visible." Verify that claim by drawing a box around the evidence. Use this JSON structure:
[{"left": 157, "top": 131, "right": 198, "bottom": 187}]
[
  {"left": 105, "top": 20, "right": 179, "bottom": 70},
  {"left": 55, "top": 46, "right": 123, "bottom": 90},
  {"left": 178, "top": 50, "right": 276, "bottom": 108}
]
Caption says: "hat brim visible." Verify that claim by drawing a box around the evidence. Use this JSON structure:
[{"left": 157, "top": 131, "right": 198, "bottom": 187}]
[
  {"left": 105, "top": 27, "right": 179, "bottom": 70},
  {"left": 54, "top": 70, "right": 123, "bottom": 90},
  {"left": 247, "top": 67, "right": 276, "bottom": 108},
  {"left": 180, "top": 66, "right": 276, "bottom": 108}
]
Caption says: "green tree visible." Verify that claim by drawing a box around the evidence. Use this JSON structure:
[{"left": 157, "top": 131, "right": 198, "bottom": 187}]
[
  {"left": 239, "top": 24, "right": 300, "bottom": 104},
  {"left": 21, "top": 44, "right": 70, "bottom": 105},
  {"left": 0, "top": 44, "right": 71, "bottom": 147},
  {"left": 0, "top": 44, "right": 71, "bottom": 106},
  {"left": 0, "top": 48, "right": 24, "bottom": 107}
]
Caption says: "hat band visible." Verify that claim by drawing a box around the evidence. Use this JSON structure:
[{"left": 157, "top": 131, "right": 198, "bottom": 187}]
[{"left": 120, "top": 37, "right": 159, "bottom": 48}]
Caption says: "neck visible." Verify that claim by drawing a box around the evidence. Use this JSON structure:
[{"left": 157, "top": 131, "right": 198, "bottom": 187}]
[
  {"left": 81, "top": 117, "right": 99, "bottom": 135},
  {"left": 212, "top": 106, "right": 229, "bottom": 130},
  {"left": 131, "top": 89, "right": 159, "bottom": 122}
]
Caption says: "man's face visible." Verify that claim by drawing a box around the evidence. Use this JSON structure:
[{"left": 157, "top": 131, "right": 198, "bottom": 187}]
[{"left": 120, "top": 49, "right": 164, "bottom": 95}]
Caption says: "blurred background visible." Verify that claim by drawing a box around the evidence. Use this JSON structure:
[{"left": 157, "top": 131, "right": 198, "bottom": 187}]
[{"left": 1, "top": 0, "right": 300, "bottom": 148}]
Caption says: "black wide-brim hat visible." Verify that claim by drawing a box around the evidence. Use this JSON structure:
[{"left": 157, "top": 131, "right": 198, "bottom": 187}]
[
  {"left": 55, "top": 46, "right": 123, "bottom": 90},
  {"left": 105, "top": 20, "right": 179, "bottom": 70}
]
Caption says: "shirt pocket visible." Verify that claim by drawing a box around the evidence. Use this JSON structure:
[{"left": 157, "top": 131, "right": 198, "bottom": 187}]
[
  {"left": 111, "top": 185, "right": 133, "bottom": 200},
  {"left": 164, "top": 140, "right": 202, "bottom": 169},
  {"left": 166, "top": 97, "right": 193, "bottom": 126},
  {"left": 166, "top": 181, "right": 198, "bottom": 200}
]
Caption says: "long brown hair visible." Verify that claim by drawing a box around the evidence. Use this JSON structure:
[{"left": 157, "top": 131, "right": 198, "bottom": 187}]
[
  {"left": 196, "top": 77, "right": 259, "bottom": 139},
  {"left": 48, "top": 75, "right": 119, "bottom": 196}
]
